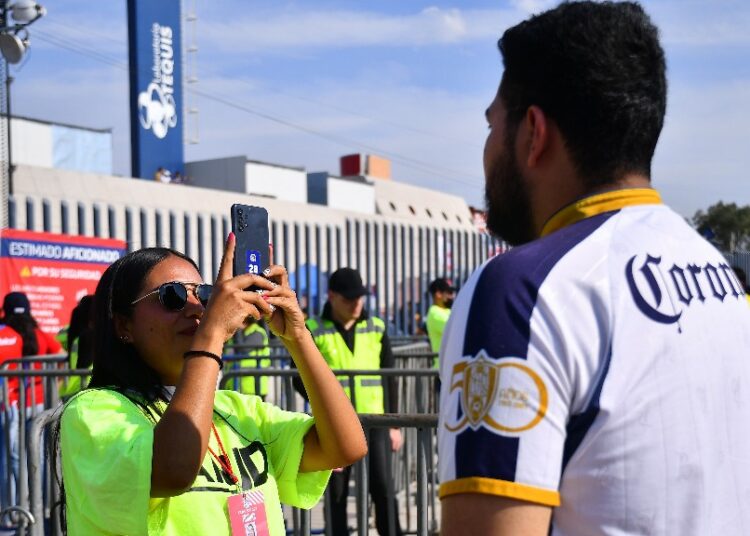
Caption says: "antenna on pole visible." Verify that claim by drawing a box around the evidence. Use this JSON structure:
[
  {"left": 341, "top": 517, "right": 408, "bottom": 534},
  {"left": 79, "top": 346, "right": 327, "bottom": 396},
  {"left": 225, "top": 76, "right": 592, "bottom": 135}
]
[{"left": 183, "top": 0, "right": 199, "bottom": 145}]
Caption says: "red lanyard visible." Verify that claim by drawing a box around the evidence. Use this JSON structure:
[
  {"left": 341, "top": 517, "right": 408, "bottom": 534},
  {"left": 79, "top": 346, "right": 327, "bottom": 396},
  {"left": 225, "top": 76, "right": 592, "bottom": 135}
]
[{"left": 207, "top": 422, "right": 238, "bottom": 485}]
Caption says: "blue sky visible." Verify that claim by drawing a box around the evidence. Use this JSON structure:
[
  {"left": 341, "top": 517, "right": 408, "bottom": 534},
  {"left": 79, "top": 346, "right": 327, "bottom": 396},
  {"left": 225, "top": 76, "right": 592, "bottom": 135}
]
[{"left": 13, "top": 0, "right": 750, "bottom": 217}]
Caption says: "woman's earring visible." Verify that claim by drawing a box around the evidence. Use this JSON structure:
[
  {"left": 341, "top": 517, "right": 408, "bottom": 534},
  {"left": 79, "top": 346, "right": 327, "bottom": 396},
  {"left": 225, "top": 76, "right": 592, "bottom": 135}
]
[{"left": 120, "top": 335, "right": 130, "bottom": 343}]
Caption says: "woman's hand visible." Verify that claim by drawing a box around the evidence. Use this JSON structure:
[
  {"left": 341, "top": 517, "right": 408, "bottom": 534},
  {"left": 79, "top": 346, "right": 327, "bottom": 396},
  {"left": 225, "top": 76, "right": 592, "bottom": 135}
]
[
  {"left": 261, "top": 265, "right": 309, "bottom": 343},
  {"left": 194, "top": 234, "right": 276, "bottom": 346}
]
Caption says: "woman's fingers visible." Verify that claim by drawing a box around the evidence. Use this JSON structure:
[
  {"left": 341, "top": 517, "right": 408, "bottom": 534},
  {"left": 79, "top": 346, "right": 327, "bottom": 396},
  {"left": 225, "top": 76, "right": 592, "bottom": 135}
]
[
  {"left": 231, "top": 272, "right": 276, "bottom": 292},
  {"left": 215, "top": 233, "right": 236, "bottom": 283},
  {"left": 241, "top": 290, "right": 274, "bottom": 317},
  {"left": 265, "top": 265, "right": 289, "bottom": 288}
]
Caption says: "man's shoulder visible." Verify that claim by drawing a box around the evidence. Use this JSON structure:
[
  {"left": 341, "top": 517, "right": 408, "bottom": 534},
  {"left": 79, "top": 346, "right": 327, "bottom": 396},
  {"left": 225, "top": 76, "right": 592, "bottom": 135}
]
[
  {"left": 364, "top": 316, "right": 386, "bottom": 329},
  {"left": 306, "top": 316, "right": 334, "bottom": 333}
]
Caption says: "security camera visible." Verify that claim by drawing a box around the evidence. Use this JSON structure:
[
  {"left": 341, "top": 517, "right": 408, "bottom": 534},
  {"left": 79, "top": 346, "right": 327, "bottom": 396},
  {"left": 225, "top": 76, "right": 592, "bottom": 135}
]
[{"left": 10, "top": 0, "right": 46, "bottom": 24}]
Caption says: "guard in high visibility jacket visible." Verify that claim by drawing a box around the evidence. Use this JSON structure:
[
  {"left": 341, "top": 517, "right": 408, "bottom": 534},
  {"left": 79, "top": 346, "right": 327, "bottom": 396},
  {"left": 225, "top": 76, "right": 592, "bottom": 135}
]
[
  {"left": 230, "top": 319, "right": 271, "bottom": 399},
  {"left": 425, "top": 277, "right": 456, "bottom": 368},
  {"left": 56, "top": 295, "right": 95, "bottom": 399},
  {"left": 295, "top": 267, "right": 404, "bottom": 536}
]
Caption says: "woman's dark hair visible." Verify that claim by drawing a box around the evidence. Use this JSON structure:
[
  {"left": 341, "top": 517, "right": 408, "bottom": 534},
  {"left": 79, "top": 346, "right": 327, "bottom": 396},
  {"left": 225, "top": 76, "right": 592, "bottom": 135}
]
[
  {"left": 4, "top": 310, "right": 39, "bottom": 356},
  {"left": 66, "top": 295, "right": 95, "bottom": 369},
  {"left": 88, "top": 247, "right": 199, "bottom": 403}
]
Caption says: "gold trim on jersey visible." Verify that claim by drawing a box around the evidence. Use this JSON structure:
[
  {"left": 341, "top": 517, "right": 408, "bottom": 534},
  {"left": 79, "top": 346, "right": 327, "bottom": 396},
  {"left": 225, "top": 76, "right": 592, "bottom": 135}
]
[
  {"left": 541, "top": 188, "right": 662, "bottom": 237},
  {"left": 439, "top": 477, "right": 560, "bottom": 506}
]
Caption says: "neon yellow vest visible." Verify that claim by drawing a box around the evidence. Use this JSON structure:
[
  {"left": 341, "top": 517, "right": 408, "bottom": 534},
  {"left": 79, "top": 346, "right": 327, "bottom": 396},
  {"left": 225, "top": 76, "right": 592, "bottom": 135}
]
[
  {"left": 306, "top": 316, "right": 385, "bottom": 413},
  {"left": 232, "top": 323, "right": 271, "bottom": 396},
  {"left": 57, "top": 326, "right": 91, "bottom": 399}
]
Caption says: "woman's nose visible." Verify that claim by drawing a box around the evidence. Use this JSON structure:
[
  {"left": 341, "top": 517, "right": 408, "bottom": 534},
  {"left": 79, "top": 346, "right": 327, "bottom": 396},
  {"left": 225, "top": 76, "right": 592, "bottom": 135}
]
[{"left": 184, "top": 293, "right": 204, "bottom": 317}]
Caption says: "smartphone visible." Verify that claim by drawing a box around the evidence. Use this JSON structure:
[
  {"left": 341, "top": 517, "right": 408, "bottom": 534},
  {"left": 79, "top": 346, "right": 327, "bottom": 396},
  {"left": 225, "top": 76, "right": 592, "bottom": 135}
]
[{"left": 230, "top": 204, "right": 270, "bottom": 283}]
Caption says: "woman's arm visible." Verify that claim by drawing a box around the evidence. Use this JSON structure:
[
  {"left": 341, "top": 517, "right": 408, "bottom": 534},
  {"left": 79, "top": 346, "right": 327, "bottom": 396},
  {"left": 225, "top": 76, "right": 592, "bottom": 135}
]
[
  {"left": 151, "top": 234, "right": 277, "bottom": 496},
  {"left": 263, "top": 268, "right": 368, "bottom": 472}
]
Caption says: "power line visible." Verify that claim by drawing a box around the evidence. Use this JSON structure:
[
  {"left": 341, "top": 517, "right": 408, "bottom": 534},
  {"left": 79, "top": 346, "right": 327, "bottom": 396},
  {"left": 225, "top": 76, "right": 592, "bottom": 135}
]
[
  {"left": 189, "top": 87, "right": 482, "bottom": 188},
  {"left": 40, "top": 18, "right": 127, "bottom": 48},
  {"left": 231, "top": 78, "right": 484, "bottom": 150},
  {"left": 30, "top": 30, "right": 483, "bottom": 190},
  {"left": 33, "top": 30, "right": 127, "bottom": 69}
]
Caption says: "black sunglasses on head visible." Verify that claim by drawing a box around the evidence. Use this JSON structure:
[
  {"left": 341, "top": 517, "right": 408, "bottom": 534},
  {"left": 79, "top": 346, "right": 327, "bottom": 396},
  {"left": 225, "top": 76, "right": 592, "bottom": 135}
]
[{"left": 130, "top": 281, "right": 213, "bottom": 311}]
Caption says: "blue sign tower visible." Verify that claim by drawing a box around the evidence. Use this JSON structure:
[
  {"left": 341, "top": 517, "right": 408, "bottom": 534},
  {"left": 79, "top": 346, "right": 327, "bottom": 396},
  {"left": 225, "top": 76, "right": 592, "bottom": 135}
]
[{"left": 127, "top": 0, "right": 184, "bottom": 180}]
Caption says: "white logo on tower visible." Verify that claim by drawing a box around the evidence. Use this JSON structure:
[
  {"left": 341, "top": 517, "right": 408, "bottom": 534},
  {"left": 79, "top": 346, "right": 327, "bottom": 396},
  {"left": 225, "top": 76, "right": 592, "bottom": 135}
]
[{"left": 138, "top": 23, "right": 177, "bottom": 139}]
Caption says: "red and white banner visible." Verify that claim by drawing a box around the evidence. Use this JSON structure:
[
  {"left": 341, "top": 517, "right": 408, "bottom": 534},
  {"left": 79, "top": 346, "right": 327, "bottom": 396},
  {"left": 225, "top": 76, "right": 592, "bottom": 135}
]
[{"left": 0, "top": 229, "right": 126, "bottom": 335}]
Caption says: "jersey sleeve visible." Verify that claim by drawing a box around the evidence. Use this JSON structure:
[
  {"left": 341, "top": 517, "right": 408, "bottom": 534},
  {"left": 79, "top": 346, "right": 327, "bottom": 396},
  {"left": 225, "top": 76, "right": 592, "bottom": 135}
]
[
  {"left": 438, "top": 242, "right": 609, "bottom": 507},
  {"left": 255, "top": 399, "right": 331, "bottom": 509},
  {"left": 60, "top": 389, "right": 153, "bottom": 535}
]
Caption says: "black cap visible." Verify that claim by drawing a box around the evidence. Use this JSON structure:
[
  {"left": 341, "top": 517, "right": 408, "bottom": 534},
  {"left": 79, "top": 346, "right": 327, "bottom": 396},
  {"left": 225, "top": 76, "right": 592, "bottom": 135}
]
[
  {"left": 429, "top": 278, "right": 456, "bottom": 294},
  {"left": 3, "top": 292, "right": 30, "bottom": 315},
  {"left": 329, "top": 268, "right": 368, "bottom": 300}
]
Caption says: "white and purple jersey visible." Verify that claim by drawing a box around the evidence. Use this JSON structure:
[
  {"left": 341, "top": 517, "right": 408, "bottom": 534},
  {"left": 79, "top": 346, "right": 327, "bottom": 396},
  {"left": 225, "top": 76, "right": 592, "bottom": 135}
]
[{"left": 438, "top": 190, "right": 750, "bottom": 535}]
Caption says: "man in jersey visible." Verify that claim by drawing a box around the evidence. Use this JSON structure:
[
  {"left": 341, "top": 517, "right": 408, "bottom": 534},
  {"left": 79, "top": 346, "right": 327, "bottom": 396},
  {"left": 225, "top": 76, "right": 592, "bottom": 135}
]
[
  {"left": 297, "top": 267, "right": 404, "bottom": 536},
  {"left": 438, "top": 2, "right": 750, "bottom": 535}
]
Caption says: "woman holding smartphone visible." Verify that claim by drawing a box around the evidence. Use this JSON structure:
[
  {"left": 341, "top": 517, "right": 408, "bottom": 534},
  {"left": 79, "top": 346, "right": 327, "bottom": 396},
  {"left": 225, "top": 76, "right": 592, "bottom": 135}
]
[{"left": 58, "top": 234, "right": 367, "bottom": 535}]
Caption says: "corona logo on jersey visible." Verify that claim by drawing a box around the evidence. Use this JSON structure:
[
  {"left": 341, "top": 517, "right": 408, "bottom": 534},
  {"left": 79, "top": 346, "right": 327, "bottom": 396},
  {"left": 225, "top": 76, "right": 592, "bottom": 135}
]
[
  {"left": 138, "top": 23, "right": 177, "bottom": 139},
  {"left": 444, "top": 352, "right": 548, "bottom": 436},
  {"left": 626, "top": 253, "right": 746, "bottom": 329}
]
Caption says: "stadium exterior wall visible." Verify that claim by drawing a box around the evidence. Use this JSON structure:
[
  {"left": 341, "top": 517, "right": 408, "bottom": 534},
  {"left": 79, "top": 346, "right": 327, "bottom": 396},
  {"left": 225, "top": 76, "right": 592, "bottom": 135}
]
[{"left": 9, "top": 164, "right": 500, "bottom": 334}]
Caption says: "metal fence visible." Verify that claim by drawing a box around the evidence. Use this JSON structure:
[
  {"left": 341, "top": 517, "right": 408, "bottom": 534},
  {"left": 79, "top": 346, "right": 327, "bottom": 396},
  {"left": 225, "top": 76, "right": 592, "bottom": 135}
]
[
  {"left": 7, "top": 194, "right": 503, "bottom": 336},
  {"left": 727, "top": 251, "right": 750, "bottom": 286},
  {"left": 1, "top": 339, "right": 440, "bottom": 536}
]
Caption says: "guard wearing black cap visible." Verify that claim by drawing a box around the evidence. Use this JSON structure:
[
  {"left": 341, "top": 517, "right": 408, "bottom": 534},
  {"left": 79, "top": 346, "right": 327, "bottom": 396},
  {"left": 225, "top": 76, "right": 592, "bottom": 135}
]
[
  {"left": 297, "top": 267, "right": 403, "bottom": 536},
  {"left": 426, "top": 278, "right": 456, "bottom": 368}
]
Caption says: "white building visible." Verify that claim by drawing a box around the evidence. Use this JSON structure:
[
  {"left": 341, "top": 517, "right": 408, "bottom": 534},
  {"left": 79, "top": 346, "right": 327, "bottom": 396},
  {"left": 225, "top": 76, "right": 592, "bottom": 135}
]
[
  {"left": 185, "top": 156, "right": 308, "bottom": 204},
  {"left": 8, "top": 115, "right": 112, "bottom": 175}
]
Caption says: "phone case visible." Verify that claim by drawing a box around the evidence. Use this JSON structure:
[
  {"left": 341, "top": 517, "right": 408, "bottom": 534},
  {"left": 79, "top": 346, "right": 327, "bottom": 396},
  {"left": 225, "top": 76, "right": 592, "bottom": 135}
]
[{"left": 230, "top": 204, "right": 270, "bottom": 279}]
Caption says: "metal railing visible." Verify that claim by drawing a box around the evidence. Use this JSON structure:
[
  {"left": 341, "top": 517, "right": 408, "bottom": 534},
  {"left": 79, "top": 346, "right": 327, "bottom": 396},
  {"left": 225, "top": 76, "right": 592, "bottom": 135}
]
[
  {"left": 21, "top": 402, "right": 438, "bottom": 536},
  {"left": 3, "top": 351, "right": 441, "bottom": 535},
  {"left": 0, "top": 367, "right": 90, "bottom": 536}
]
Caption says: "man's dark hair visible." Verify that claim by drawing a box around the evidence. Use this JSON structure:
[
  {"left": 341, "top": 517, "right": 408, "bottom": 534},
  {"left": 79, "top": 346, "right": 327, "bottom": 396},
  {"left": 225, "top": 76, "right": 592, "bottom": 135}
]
[
  {"left": 498, "top": 1, "right": 667, "bottom": 188},
  {"left": 4, "top": 311, "right": 39, "bottom": 356}
]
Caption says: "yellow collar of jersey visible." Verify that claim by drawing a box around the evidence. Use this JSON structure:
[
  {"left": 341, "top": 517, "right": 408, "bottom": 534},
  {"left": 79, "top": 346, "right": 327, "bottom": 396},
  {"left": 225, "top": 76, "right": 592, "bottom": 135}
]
[{"left": 540, "top": 188, "right": 662, "bottom": 237}]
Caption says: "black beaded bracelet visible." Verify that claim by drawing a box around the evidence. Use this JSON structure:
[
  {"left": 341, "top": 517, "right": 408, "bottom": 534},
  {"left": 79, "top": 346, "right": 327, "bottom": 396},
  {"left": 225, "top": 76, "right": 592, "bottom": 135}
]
[{"left": 183, "top": 350, "right": 223, "bottom": 370}]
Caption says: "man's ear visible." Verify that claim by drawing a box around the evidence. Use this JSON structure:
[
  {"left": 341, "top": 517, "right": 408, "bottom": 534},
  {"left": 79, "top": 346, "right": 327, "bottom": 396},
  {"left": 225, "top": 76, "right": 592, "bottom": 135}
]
[{"left": 524, "top": 105, "right": 549, "bottom": 168}]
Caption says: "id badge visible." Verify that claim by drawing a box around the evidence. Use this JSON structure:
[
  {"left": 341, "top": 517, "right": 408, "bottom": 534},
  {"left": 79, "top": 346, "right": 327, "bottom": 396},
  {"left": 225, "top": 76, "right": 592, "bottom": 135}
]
[{"left": 228, "top": 490, "right": 269, "bottom": 536}]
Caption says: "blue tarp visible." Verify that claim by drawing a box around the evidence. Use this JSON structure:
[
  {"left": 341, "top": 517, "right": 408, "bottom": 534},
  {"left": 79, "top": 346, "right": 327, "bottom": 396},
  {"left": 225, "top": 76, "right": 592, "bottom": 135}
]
[{"left": 51, "top": 125, "right": 112, "bottom": 175}]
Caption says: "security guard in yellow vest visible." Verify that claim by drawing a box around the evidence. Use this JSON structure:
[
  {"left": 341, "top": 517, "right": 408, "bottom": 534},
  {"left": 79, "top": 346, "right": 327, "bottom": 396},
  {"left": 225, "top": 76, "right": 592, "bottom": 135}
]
[
  {"left": 229, "top": 320, "right": 271, "bottom": 399},
  {"left": 57, "top": 295, "right": 95, "bottom": 399},
  {"left": 295, "top": 267, "right": 403, "bottom": 536}
]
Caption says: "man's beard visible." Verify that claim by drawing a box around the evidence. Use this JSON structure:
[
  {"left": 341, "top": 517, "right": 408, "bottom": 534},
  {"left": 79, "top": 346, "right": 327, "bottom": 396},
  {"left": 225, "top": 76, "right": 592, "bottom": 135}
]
[{"left": 484, "top": 139, "right": 536, "bottom": 246}]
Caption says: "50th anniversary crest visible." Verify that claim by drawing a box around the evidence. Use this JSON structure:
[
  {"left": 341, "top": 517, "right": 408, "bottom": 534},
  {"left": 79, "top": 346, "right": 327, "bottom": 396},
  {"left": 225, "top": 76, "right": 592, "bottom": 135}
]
[{"left": 444, "top": 352, "right": 548, "bottom": 435}]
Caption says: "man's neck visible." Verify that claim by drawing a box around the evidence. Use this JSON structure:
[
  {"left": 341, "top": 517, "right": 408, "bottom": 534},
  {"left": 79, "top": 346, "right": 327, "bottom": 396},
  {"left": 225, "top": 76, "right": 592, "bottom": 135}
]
[
  {"left": 533, "top": 174, "right": 652, "bottom": 237},
  {"left": 331, "top": 310, "right": 357, "bottom": 331}
]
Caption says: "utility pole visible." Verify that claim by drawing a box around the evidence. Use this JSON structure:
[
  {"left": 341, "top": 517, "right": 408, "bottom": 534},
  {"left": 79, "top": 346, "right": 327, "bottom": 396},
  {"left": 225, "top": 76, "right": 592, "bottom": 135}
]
[
  {"left": 0, "top": 0, "right": 8, "bottom": 228},
  {"left": 0, "top": 0, "right": 46, "bottom": 228}
]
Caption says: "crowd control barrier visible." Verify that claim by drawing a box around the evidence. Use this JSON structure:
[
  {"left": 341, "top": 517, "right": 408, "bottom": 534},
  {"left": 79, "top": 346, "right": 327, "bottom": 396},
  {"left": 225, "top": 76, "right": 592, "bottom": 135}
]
[{"left": 4, "top": 345, "right": 441, "bottom": 535}]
